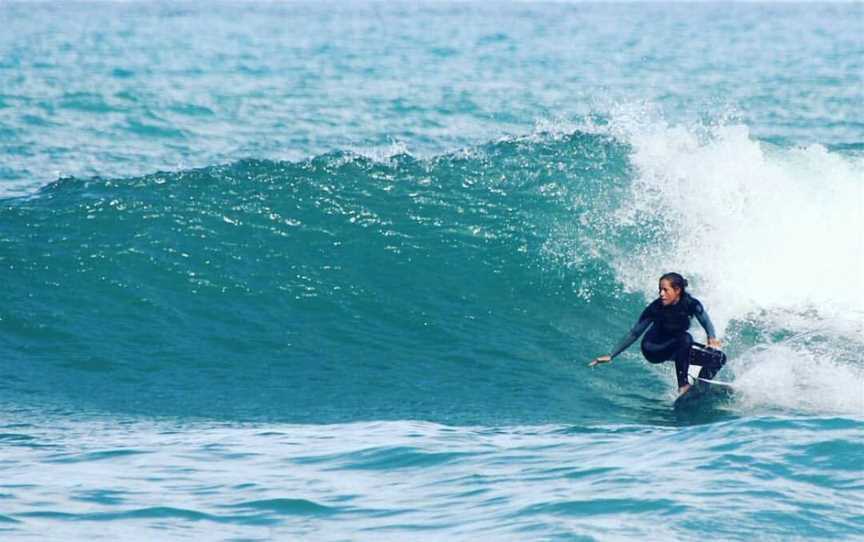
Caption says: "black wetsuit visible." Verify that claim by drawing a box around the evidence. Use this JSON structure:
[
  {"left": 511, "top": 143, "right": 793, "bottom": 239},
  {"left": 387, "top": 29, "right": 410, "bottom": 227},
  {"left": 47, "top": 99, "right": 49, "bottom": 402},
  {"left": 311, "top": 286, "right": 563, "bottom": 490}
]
[{"left": 609, "top": 294, "right": 717, "bottom": 388}]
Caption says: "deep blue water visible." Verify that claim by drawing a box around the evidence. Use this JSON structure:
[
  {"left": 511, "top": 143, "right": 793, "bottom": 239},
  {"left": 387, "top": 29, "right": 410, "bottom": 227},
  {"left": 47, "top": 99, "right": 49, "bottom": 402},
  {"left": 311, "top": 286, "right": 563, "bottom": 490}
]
[{"left": 1, "top": 1, "right": 863, "bottom": 540}]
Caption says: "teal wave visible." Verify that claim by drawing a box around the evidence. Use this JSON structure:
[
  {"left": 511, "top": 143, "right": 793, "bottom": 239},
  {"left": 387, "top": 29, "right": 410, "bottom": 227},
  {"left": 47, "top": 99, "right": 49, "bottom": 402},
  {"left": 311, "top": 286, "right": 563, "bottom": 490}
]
[{"left": 2, "top": 132, "right": 654, "bottom": 425}]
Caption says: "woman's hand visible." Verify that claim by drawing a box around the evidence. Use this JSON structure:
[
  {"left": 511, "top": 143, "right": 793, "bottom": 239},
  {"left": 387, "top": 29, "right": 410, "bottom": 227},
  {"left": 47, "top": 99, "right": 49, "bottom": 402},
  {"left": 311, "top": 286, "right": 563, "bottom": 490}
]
[
  {"left": 588, "top": 355, "right": 612, "bottom": 367},
  {"left": 708, "top": 338, "right": 722, "bottom": 349}
]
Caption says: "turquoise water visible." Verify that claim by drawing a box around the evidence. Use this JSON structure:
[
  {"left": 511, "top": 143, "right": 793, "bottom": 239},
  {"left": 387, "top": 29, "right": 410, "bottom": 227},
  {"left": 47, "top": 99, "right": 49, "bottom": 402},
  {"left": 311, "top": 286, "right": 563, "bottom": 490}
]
[{"left": 2, "top": 1, "right": 863, "bottom": 540}]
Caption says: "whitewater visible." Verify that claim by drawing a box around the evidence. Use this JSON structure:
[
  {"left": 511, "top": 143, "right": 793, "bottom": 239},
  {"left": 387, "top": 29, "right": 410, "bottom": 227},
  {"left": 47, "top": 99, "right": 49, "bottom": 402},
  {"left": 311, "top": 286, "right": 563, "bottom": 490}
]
[{"left": 1, "top": 1, "right": 862, "bottom": 540}]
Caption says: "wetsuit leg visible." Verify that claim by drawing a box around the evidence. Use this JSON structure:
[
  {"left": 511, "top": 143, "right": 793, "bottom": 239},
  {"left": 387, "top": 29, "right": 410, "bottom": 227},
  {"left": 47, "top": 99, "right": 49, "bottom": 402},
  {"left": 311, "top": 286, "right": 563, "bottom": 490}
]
[
  {"left": 673, "top": 333, "right": 694, "bottom": 388},
  {"left": 697, "top": 351, "right": 727, "bottom": 381},
  {"left": 699, "top": 366, "right": 717, "bottom": 381},
  {"left": 641, "top": 327, "right": 693, "bottom": 388}
]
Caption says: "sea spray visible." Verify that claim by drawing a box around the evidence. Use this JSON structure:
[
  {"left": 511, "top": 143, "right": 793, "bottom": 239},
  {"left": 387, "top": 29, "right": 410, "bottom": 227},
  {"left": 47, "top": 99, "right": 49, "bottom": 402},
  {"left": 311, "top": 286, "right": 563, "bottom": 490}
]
[{"left": 577, "top": 109, "right": 864, "bottom": 415}]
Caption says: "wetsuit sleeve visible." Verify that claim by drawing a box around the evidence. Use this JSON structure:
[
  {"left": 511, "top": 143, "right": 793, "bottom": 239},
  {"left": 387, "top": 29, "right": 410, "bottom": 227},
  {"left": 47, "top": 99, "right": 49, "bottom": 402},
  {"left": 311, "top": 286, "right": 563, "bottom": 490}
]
[
  {"left": 692, "top": 300, "right": 717, "bottom": 339},
  {"left": 609, "top": 308, "right": 653, "bottom": 359}
]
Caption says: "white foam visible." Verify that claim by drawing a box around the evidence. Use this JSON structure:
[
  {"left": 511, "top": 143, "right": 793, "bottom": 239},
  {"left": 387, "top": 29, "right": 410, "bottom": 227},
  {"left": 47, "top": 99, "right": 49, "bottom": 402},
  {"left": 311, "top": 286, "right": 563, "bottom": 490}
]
[
  {"left": 731, "top": 344, "right": 864, "bottom": 416},
  {"left": 349, "top": 139, "right": 412, "bottom": 164},
  {"left": 597, "top": 106, "right": 864, "bottom": 415}
]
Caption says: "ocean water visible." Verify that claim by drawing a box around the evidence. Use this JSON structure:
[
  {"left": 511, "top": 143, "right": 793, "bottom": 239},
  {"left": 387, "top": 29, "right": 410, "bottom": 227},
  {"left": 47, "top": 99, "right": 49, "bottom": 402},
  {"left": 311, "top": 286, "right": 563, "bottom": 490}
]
[{"left": 1, "top": 1, "right": 863, "bottom": 540}]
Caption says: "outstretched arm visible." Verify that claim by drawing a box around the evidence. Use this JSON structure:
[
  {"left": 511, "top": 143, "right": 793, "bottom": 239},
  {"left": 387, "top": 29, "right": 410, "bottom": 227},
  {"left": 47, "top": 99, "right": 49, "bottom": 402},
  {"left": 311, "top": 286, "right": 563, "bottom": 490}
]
[{"left": 589, "top": 315, "right": 652, "bottom": 367}]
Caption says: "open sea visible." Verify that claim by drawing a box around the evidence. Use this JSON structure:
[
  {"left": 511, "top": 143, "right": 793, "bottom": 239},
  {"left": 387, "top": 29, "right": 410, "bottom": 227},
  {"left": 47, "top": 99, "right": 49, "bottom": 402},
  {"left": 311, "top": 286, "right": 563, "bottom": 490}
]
[{"left": 1, "top": 1, "right": 863, "bottom": 540}]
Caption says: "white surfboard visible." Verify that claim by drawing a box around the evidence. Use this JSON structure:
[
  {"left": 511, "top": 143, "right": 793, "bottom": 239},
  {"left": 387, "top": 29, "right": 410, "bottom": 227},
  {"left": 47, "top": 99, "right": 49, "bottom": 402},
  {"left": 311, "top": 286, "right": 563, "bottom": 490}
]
[{"left": 688, "top": 364, "right": 736, "bottom": 389}]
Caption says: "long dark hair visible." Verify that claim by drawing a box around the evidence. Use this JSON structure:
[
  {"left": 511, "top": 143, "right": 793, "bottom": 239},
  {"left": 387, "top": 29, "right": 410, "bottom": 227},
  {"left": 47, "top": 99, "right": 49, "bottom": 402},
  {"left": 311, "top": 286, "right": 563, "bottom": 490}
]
[{"left": 659, "top": 272, "right": 689, "bottom": 296}]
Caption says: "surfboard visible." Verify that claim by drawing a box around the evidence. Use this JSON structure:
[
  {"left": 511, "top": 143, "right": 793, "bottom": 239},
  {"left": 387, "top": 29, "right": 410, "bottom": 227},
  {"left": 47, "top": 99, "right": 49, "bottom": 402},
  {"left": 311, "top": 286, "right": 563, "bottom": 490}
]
[
  {"left": 697, "top": 375, "right": 736, "bottom": 389},
  {"left": 687, "top": 363, "right": 735, "bottom": 389}
]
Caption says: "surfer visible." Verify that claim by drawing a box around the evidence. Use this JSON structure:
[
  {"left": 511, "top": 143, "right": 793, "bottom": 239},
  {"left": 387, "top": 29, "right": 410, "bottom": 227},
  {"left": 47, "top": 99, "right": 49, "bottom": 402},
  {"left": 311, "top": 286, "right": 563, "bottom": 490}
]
[{"left": 589, "top": 273, "right": 721, "bottom": 397}]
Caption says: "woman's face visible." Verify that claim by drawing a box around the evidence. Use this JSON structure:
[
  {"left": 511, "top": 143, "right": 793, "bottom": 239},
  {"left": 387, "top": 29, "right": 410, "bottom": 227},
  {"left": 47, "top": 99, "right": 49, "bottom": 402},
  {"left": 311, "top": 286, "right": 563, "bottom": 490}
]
[{"left": 659, "top": 279, "right": 681, "bottom": 306}]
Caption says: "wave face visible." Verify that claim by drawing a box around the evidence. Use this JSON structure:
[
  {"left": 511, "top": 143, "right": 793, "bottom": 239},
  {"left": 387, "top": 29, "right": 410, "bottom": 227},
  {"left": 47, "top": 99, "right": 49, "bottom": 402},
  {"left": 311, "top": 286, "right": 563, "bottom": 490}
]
[
  {"left": 2, "top": 132, "right": 635, "bottom": 423},
  {"left": 3, "top": 125, "right": 862, "bottom": 425}
]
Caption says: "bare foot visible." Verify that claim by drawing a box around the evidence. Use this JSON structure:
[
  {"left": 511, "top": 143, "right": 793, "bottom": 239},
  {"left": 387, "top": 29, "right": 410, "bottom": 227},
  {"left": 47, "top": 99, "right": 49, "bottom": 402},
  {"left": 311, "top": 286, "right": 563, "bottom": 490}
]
[{"left": 677, "top": 384, "right": 691, "bottom": 396}]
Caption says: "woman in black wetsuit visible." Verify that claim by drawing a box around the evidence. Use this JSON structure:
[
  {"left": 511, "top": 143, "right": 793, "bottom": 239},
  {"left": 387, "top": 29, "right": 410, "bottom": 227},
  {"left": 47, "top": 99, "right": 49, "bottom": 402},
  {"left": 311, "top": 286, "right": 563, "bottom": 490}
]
[{"left": 589, "top": 273, "right": 722, "bottom": 396}]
